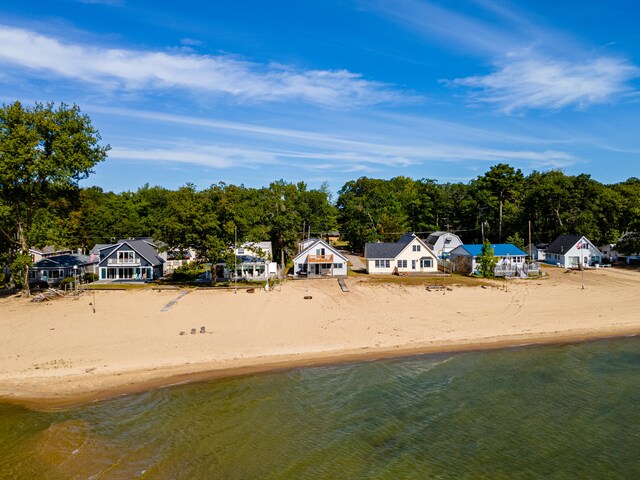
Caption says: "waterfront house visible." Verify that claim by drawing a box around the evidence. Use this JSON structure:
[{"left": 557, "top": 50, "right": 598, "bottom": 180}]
[
  {"left": 449, "top": 244, "right": 528, "bottom": 276},
  {"left": 293, "top": 238, "right": 348, "bottom": 277},
  {"left": 29, "top": 246, "right": 74, "bottom": 263},
  {"left": 424, "top": 231, "right": 463, "bottom": 259},
  {"left": 364, "top": 233, "right": 438, "bottom": 274},
  {"left": 227, "top": 241, "right": 279, "bottom": 279},
  {"left": 96, "top": 238, "right": 165, "bottom": 281},
  {"left": 30, "top": 254, "right": 95, "bottom": 284},
  {"left": 545, "top": 235, "right": 603, "bottom": 268}
]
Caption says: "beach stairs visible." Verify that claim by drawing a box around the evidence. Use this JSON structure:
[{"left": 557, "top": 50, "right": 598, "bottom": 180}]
[{"left": 338, "top": 277, "right": 349, "bottom": 292}]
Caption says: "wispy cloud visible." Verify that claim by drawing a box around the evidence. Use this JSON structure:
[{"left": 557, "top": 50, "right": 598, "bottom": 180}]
[
  {"left": 451, "top": 55, "right": 639, "bottom": 113},
  {"left": 100, "top": 107, "right": 579, "bottom": 171},
  {"left": 366, "top": 0, "right": 639, "bottom": 113},
  {"left": 0, "top": 25, "right": 405, "bottom": 108}
]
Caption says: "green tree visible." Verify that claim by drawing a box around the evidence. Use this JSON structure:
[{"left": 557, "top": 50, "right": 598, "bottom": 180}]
[
  {"left": 506, "top": 232, "right": 525, "bottom": 251},
  {"left": 474, "top": 164, "right": 524, "bottom": 242},
  {"left": 0, "top": 101, "right": 109, "bottom": 295},
  {"left": 476, "top": 240, "right": 498, "bottom": 278}
]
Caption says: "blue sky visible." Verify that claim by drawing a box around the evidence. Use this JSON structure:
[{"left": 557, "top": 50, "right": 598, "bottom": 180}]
[{"left": 1, "top": 0, "right": 639, "bottom": 192}]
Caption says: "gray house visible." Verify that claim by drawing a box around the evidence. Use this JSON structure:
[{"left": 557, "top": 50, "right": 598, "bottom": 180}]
[
  {"left": 30, "top": 254, "right": 95, "bottom": 284},
  {"left": 96, "top": 239, "right": 165, "bottom": 281}
]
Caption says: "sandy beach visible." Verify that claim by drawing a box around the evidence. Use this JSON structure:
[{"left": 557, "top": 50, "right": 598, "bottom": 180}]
[{"left": 1, "top": 266, "right": 640, "bottom": 409}]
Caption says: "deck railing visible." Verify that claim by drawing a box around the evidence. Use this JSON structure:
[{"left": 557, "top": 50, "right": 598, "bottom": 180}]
[
  {"left": 107, "top": 258, "right": 140, "bottom": 265},
  {"left": 307, "top": 254, "right": 334, "bottom": 263}
]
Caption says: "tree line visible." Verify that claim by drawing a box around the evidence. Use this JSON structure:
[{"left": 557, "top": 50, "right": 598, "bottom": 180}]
[{"left": 2, "top": 101, "right": 640, "bottom": 294}]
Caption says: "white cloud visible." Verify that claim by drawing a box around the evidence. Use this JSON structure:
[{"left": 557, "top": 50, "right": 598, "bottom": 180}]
[
  {"left": 0, "top": 25, "right": 404, "bottom": 108},
  {"left": 102, "top": 107, "right": 578, "bottom": 172},
  {"left": 452, "top": 55, "right": 639, "bottom": 113}
]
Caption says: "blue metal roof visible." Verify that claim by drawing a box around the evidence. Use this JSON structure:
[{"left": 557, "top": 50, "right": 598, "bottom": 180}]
[{"left": 453, "top": 244, "right": 527, "bottom": 257}]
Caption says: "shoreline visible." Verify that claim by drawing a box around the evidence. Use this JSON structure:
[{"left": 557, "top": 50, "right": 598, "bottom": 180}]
[
  {"left": 2, "top": 327, "right": 639, "bottom": 411},
  {"left": 2, "top": 266, "right": 640, "bottom": 411}
]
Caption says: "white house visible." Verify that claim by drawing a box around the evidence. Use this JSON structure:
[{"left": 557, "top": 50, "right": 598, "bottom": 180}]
[
  {"left": 293, "top": 238, "right": 348, "bottom": 277},
  {"left": 364, "top": 233, "right": 438, "bottom": 274},
  {"left": 545, "top": 235, "right": 603, "bottom": 268},
  {"left": 526, "top": 243, "right": 547, "bottom": 261},
  {"left": 424, "top": 231, "right": 463, "bottom": 259},
  {"left": 227, "top": 241, "right": 278, "bottom": 279}
]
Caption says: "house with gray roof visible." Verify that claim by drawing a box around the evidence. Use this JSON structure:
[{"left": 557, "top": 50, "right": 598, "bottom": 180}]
[
  {"left": 425, "top": 231, "right": 463, "bottom": 259},
  {"left": 30, "top": 254, "right": 96, "bottom": 284},
  {"left": 545, "top": 235, "right": 602, "bottom": 269},
  {"left": 364, "top": 233, "right": 438, "bottom": 274},
  {"left": 96, "top": 238, "right": 165, "bottom": 281}
]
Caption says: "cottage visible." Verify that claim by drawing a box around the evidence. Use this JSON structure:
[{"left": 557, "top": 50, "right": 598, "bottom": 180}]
[
  {"left": 545, "top": 235, "right": 603, "bottom": 268},
  {"left": 424, "top": 231, "right": 463, "bottom": 259},
  {"left": 449, "top": 244, "right": 528, "bottom": 276},
  {"left": 96, "top": 238, "right": 165, "bottom": 281},
  {"left": 526, "top": 243, "right": 548, "bottom": 261},
  {"left": 365, "top": 233, "right": 438, "bottom": 274},
  {"left": 30, "top": 254, "right": 95, "bottom": 284},
  {"left": 293, "top": 238, "right": 348, "bottom": 277},
  {"left": 29, "top": 246, "right": 74, "bottom": 263},
  {"left": 227, "top": 241, "right": 278, "bottom": 279}
]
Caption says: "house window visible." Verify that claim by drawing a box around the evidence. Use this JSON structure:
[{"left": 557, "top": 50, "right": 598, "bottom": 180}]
[
  {"left": 423, "top": 259, "right": 433, "bottom": 268},
  {"left": 412, "top": 245, "right": 421, "bottom": 252},
  {"left": 398, "top": 260, "right": 407, "bottom": 268},
  {"left": 333, "top": 263, "right": 343, "bottom": 269},
  {"left": 118, "top": 251, "right": 135, "bottom": 262}
]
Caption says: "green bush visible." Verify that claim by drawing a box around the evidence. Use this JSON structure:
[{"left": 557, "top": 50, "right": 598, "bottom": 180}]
[
  {"left": 170, "top": 262, "right": 205, "bottom": 281},
  {"left": 59, "top": 277, "right": 76, "bottom": 288},
  {"left": 84, "top": 272, "right": 99, "bottom": 283}
]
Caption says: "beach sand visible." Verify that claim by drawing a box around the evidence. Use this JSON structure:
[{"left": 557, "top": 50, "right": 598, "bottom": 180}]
[{"left": 1, "top": 266, "right": 640, "bottom": 409}]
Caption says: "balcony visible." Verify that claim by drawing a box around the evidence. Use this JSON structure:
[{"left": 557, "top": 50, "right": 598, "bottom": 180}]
[
  {"left": 307, "top": 254, "right": 334, "bottom": 263},
  {"left": 108, "top": 258, "right": 141, "bottom": 266}
]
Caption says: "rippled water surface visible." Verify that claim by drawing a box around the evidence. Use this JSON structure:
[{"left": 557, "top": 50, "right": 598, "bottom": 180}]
[{"left": 2, "top": 338, "right": 640, "bottom": 479}]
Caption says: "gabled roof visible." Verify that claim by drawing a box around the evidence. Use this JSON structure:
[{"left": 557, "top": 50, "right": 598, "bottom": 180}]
[
  {"left": 365, "top": 233, "right": 427, "bottom": 259},
  {"left": 451, "top": 244, "right": 527, "bottom": 257},
  {"left": 293, "top": 239, "right": 348, "bottom": 263},
  {"left": 90, "top": 244, "right": 115, "bottom": 255},
  {"left": 98, "top": 239, "right": 164, "bottom": 266},
  {"left": 33, "top": 254, "right": 93, "bottom": 269},
  {"left": 425, "top": 231, "right": 461, "bottom": 247},
  {"left": 241, "top": 241, "right": 273, "bottom": 254},
  {"left": 547, "top": 235, "right": 597, "bottom": 255}
]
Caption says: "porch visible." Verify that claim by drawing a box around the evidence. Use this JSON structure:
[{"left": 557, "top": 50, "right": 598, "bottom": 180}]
[{"left": 100, "top": 266, "right": 154, "bottom": 280}]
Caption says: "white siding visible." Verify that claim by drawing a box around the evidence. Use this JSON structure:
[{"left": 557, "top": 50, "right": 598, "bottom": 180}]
[{"left": 367, "top": 238, "right": 438, "bottom": 274}]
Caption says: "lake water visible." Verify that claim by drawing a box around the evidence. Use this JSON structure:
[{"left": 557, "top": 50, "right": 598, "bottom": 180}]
[{"left": 1, "top": 337, "right": 640, "bottom": 479}]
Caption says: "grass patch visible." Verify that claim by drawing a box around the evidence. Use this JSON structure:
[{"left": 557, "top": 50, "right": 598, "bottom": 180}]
[
  {"left": 85, "top": 283, "right": 150, "bottom": 290},
  {"left": 363, "top": 273, "right": 496, "bottom": 287}
]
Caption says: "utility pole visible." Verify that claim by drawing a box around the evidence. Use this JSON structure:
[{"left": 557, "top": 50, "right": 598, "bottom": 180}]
[{"left": 528, "top": 220, "right": 532, "bottom": 262}]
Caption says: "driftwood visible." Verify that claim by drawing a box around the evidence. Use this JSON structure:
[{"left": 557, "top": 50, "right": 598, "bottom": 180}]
[{"left": 30, "top": 288, "right": 64, "bottom": 303}]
